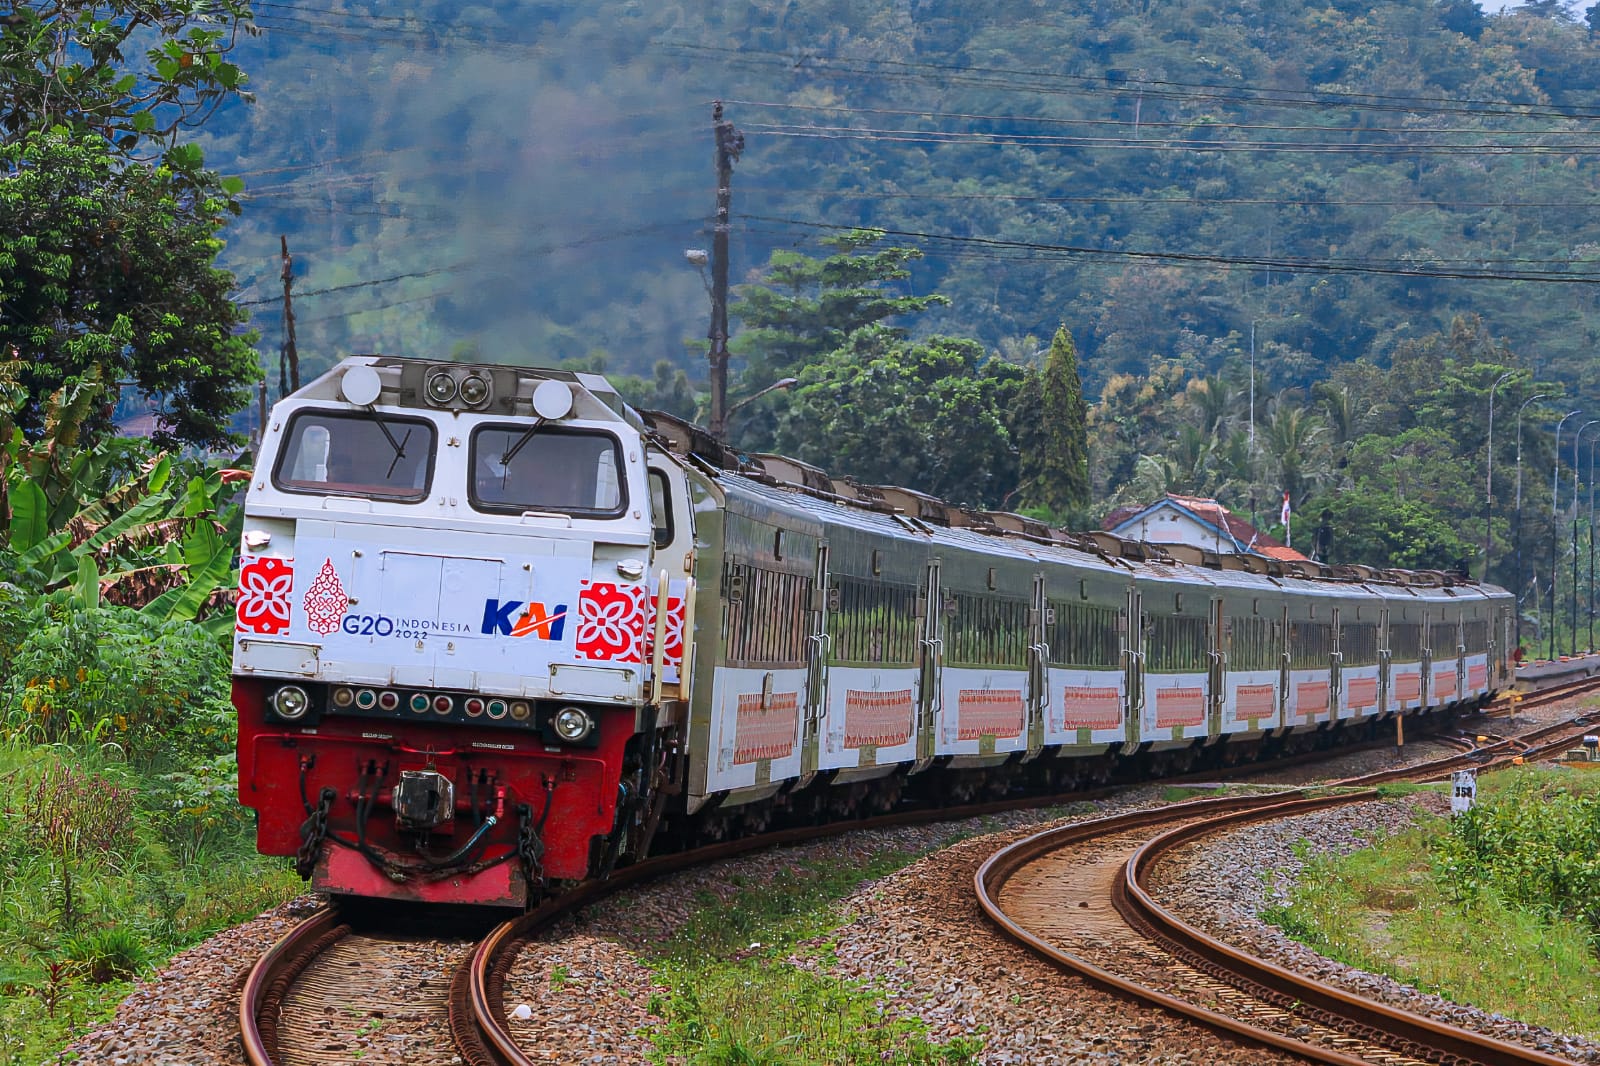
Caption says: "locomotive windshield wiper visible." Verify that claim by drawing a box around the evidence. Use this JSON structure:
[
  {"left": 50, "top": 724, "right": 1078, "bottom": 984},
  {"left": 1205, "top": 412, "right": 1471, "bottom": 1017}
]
[
  {"left": 499, "top": 417, "right": 547, "bottom": 467},
  {"left": 354, "top": 402, "right": 411, "bottom": 479}
]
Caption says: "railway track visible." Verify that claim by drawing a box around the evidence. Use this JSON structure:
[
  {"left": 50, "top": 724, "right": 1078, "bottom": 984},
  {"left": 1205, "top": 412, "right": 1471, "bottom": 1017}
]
[
  {"left": 240, "top": 675, "right": 1600, "bottom": 1066},
  {"left": 975, "top": 681, "right": 1600, "bottom": 1066}
]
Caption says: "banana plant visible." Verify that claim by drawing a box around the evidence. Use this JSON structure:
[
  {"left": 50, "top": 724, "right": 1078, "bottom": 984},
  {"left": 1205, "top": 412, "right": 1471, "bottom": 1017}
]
[{"left": 2, "top": 362, "right": 245, "bottom": 624}]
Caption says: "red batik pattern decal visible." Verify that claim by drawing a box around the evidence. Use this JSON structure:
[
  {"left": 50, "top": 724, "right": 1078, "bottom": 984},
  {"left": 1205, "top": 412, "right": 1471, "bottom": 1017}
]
[
  {"left": 1346, "top": 676, "right": 1379, "bottom": 710},
  {"left": 1155, "top": 686, "right": 1206, "bottom": 728},
  {"left": 956, "top": 689, "right": 1025, "bottom": 740},
  {"left": 734, "top": 692, "right": 799, "bottom": 763},
  {"left": 844, "top": 689, "right": 914, "bottom": 748},
  {"left": 1433, "top": 669, "right": 1458, "bottom": 700},
  {"left": 576, "top": 581, "right": 647, "bottom": 663},
  {"left": 1233, "top": 683, "right": 1276, "bottom": 722},
  {"left": 301, "top": 558, "right": 348, "bottom": 636},
  {"left": 236, "top": 557, "right": 294, "bottom": 635},
  {"left": 644, "top": 595, "right": 686, "bottom": 669},
  {"left": 1061, "top": 686, "right": 1122, "bottom": 730},
  {"left": 1295, "top": 680, "right": 1330, "bottom": 719},
  {"left": 1394, "top": 672, "right": 1422, "bottom": 703},
  {"left": 1468, "top": 663, "right": 1488, "bottom": 690}
]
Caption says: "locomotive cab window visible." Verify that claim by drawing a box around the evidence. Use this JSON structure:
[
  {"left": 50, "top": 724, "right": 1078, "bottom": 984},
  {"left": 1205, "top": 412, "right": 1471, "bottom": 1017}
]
[
  {"left": 470, "top": 426, "right": 626, "bottom": 517},
  {"left": 273, "top": 409, "right": 436, "bottom": 501},
  {"left": 648, "top": 470, "right": 674, "bottom": 548}
]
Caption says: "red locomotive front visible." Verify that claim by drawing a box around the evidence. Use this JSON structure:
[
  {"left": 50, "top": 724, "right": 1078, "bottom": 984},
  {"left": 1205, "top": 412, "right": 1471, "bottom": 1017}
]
[{"left": 233, "top": 358, "right": 682, "bottom": 907}]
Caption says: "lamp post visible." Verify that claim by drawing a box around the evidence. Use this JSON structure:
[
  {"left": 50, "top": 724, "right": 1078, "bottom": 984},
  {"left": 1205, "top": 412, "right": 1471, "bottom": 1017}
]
[
  {"left": 1574, "top": 422, "right": 1600, "bottom": 657},
  {"left": 1513, "top": 393, "right": 1553, "bottom": 652},
  {"left": 1483, "top": 370, "right": 1515, "bottom": 580},
  {"left": 723, "top": 376, "right": 799, "bottom": 430},
  {"left": 1550, "top": 409, "right": 1582, "bottom": 661}
]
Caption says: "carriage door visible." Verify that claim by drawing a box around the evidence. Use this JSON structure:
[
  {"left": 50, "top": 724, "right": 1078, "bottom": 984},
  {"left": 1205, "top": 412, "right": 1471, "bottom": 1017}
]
[
  {"left": 1330, "top": 606, "right": 1344, "bottom": 718},
  {"left": 1277, "top": 605, "right": 1292, "bottom": 721},
  {"left": 1026, "top": 573, "right": 1051, "bottom": 755},
  {"left": 1455, "top": 612, "right": 1468, "bottom": 700},
  {"left": 1378, "top": 607, "right": 1392, "bottom": 713},
  {"left": 801, "top": 543, "right": 831, "bottom": 777},
  {"left": 915, "top": 560, "right": 944, "bottom": 763},
  {"left": 1123, "top": 585, "right": 1145, "bottom": 749},
  {"left": 1420, "top": 610, "right": 1433, "bottom": 707},
  {"left": 1207, "top": 596, "right": 1226, "bottom": 736}
]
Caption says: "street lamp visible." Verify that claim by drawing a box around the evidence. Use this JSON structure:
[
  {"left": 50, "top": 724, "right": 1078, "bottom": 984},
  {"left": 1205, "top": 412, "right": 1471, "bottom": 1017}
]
[
  {"left": 1574, "top": 422, "right": 1600, "bottom": 657},
  {"left": 722, "top": 377, "right": 799, "bottom": 433},
  {"left": 1551, "top": 410, "right": 1583, "bottom": 661},
  {"left": 1513, "top": 392, "right": 1553, "bottom": 651},
  {"left": 1483, "top": 370, "right": 1515, "bottom": 580}
]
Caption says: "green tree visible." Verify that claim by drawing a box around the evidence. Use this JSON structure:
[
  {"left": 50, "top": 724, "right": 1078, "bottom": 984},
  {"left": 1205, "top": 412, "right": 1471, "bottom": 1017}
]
[
  {"left": 0, "top": 1, "right": 255, "bottom": 168},
  {"left": 1014, "top": 324, "right": 1089, "bottom": 516},
  {"left": 731, "top": 229, "right": 950, "bottom": 387},
  {"left": 770, "top": 327, "right": 1025, "bottom": 508},
  {"left": 0, "top": 130, "right": 258, "bottom": 447}
]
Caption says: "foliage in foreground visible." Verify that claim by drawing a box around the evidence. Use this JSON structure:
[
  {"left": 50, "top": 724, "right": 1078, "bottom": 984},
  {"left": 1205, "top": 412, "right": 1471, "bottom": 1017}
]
[
  {"left": 1262, "top": 770, "right": 1600, "bottom": 1039},
  {"left": 0, "top": 740, "right": 300, "bottom": 1066},
  {"left": 644, "top": 844, "right": 983, "bottom": 1065}
]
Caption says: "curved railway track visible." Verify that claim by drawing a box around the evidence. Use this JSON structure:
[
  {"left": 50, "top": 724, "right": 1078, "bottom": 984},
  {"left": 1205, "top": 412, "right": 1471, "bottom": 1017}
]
[
  {"left": 975, "top": 681, "right": 1600, "bottom": 1066},
  {"left": 241, "top": 673, "right": 1600, "bottom": 1066}
]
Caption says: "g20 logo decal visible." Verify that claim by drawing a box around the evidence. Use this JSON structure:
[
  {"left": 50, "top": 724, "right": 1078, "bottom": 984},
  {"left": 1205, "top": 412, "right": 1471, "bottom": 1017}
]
[
  {"left": 342, "top": 614, "right": 396, "bottom": 637},
  {"left": 481, "top": 599, "right": 568, "bottom": 640}
]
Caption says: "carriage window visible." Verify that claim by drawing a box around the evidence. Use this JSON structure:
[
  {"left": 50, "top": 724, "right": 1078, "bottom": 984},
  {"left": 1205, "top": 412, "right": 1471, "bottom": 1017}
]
[
  {"left": 946, "top": 592, "right": 1029, "bottom": 668},
  {"left": 1341, "top": 622, "right": 1379, "bottom": 667},
  {"left": 1147, "top": 614, "right": 1209, "bottom": 672},
  {"left": 470, "top": 426, "right": 626, "bottom": 517},
  {"left": 273, "top": 410, "right": 435, "bottom": 501},
  {"left": 1228, "top": 616, "right": 1277, "bottom": 672},
  {"left": 1048, "top": 601, "right": 1120, "bottom": 668},
  {"left": 649, "top": 470, "right": 674, "bottom": 548},
  {"left": 832, "top": 577, "right": 919, "bottom": 665},
  {"left": 1390, "top": 622, "right": 1423, "bottom": 661}
]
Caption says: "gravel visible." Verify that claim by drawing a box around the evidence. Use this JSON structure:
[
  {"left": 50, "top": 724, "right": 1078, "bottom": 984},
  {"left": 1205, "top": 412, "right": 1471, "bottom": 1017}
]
[
  {"left": 56, "top": 698, "right": 1598, "bottom": 1064},
  {"left": 1147, "top": 796, "right": 1600, "bottom": 1064}
]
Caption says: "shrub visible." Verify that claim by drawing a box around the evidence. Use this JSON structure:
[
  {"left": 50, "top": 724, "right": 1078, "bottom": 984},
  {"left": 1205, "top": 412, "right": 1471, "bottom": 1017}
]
[
  {"left": 59, "top": 925, "right": 149, "bottom": 984},
  {"left": 0, "top": 605, "right": 234, "bottom": 767}
]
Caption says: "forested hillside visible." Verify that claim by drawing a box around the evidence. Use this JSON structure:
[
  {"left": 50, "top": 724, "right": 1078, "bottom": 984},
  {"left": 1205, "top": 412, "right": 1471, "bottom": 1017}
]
[{"left": 215, "top": 0, "right": 1600, "bottom": 401}]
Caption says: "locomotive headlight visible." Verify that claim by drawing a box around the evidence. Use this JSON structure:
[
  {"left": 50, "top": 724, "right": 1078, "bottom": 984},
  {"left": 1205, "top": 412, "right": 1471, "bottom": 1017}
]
[
  {"left": 271, "top": 685, "right": 311, "bottom": 720},
  {"left": 425, "top": 371, "right": 457, "bottom": 405},
  {"left": 458, "top": 374, "right": 491, "bottom": 407},
  {"left": 553, "top": 706, "right": 594, "bottom": 742}
]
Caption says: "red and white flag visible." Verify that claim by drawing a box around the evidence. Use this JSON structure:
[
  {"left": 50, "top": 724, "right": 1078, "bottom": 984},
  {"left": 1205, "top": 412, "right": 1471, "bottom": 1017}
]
[{"left": 1280, "top": 492, "right": 1292, "bottom": 547}]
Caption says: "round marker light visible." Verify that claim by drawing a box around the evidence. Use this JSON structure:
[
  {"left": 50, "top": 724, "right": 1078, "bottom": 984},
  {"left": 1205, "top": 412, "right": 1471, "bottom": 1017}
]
[
  {"left": 271, "top": 685, "right": 310, "bottom": 720},
  {"left": 488, "top": 699, "right": 510, "bottom": 720},
  {"left": 378, "top": 690, "right": 400, "bottom": 711},
  {"left": 331, "top": 686, "right": 355, "bottom": 709},
  {"left": 355, "top": 688, "right": 377, "bottom": 710},
  {"left": 509, "top": 700, "right": 530, "bottom": 721},
  {"left": 409, "top": 693, "right": 430, "bottom": 713},
  {"left": 459, "top": 374, "right": 491, "bottom": 406},
  {"left": 425, "top": 371, "right": 457, "bottom": 405},
  {"left": 464, "top": 697, "right": 485, "bottom": 717},
  {"left": 433, "top": 694, "right": 454, "bottom": 715},
  {"left": 553, "top": 706, "right": 594, "bottom": 742}
]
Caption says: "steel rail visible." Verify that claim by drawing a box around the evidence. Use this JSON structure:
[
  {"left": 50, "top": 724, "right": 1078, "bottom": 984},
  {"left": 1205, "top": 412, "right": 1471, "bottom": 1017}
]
[
  {"left": 239, "top": 907, "right": 348, "bottom": 1066},
  {"left": 1118, "top": 797, "right": 1579, "bottom": 1066}
]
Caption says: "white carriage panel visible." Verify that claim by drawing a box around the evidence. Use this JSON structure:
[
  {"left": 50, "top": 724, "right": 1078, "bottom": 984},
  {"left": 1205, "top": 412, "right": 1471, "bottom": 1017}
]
[
  {"left": 1390, "top": 660, "right": 1424, "bottom": 713},
  {"left": 1287, "top": 667, "right": 1332, "bottom": 728},
  {"left": 1341, "top": 666, "right": 1382, "bottom": 722},
  {"left": 1222, "top": 670, "right": 1280, "bottom": 734},
  {"left": 938, "top": 666, "right": 1029, "bottom": 757},
  {"left": 703, "top": 665, "right": 808, "bottom": 793},
  {"left": 820, "top": 666, "right": 920, "bottom": 771},
  {"left": 1045, "top": 667, "right": 1125, "bottom": 748},
  {"left": 1143, "top": 672, "right": 1209, "bottom": 742},
  {"left": 1464, "top": 653, "right": 1490, "bottom": 698}
]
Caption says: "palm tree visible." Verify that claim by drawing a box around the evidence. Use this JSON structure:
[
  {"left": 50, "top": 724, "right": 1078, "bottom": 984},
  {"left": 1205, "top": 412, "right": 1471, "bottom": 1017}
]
[{"left": 1261, "top": 400, "right": 1330, "bottom": 509}]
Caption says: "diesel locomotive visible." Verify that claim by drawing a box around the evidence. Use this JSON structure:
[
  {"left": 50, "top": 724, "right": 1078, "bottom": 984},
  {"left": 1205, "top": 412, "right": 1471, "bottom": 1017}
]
[{"left": 232, "top": 356, "right": 1515, "bottom": 906}]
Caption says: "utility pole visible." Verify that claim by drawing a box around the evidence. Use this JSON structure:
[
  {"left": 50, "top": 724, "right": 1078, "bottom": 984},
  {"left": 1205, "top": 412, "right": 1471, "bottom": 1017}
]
[
  {"left": 280, "top": 235, "right": 300, "bottom": 398},
  {"left": 707, "top": 101, "right": 744, "bottom": 439}
]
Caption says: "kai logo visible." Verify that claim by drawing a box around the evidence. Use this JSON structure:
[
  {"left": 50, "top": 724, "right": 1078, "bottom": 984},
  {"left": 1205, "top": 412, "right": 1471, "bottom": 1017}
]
[{"left": 481, "top": 599, "right": 568, "bottom": 640}]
